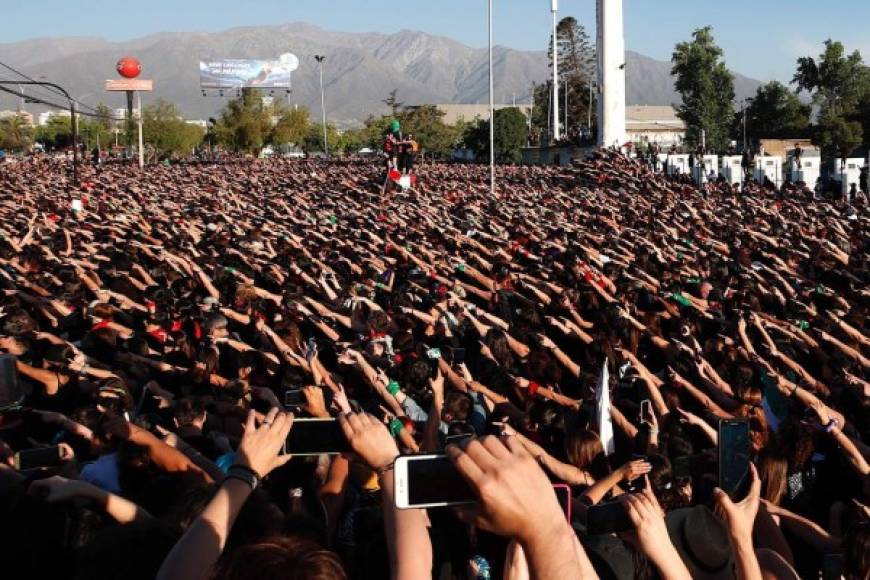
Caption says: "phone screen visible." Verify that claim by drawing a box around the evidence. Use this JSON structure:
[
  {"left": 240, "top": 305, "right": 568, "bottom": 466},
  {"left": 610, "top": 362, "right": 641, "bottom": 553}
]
[
  {"left": 401, "top": 455, "right": 476, "bottom": 508},
  {"left": 14, "top": 446, "right": 62, "bottom": 470},
  {"left": 586, "top": 501, "right": 633, "bottom": 534},
  {"left": 0, "top": 354, "right": 23, "bottom": 411},
  {"left": 718, "top": 419, "right": 750, "bottom": 498},
  {"left": 640, "top": 399, "right": 652, "bottom": 423},
  {"left": 283, "top": 418, "right": 351, "bottom": 456},
  {"left": 284, "top": 389, "right": 304, "bottom": 410}
]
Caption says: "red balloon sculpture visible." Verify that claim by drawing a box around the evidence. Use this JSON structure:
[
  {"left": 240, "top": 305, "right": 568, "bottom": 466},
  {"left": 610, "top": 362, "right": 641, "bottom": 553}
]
[{"left": 116, "top": 57, "right": 141, "bottom": 79}]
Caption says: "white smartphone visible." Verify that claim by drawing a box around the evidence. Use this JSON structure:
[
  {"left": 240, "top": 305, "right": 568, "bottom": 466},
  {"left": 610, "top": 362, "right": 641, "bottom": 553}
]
[{"left": 394, "top": 454, "right": 476, "bottom": 509}]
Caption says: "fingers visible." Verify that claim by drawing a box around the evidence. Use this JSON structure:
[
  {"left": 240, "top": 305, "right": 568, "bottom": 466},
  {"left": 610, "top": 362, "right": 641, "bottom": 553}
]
[
  {"left": 262, "top": 406, "right": 280, "bottom": 426},
  {"left": 480, "top": 435, "right": 511, "bottom": 460},
  {"left": 244, "top": 409, "right": 256, "bottom": 433},
  {"left": 446, "top": 443, "right": 485, "bottom": 486}
]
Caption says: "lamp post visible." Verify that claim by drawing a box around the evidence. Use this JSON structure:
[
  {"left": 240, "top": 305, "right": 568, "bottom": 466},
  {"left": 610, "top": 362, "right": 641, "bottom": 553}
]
[
  {"left": 0, "top": 80, "right": 79, "bottom": 185},
  {"left": 488, "top": 0, "right": 495, "bottom": 196},
  {"left": 551, "top": 0, "right": 560, "bottom": 142},
  {"left": 314, "top": 55, "right": 328, "bottom": 156}
]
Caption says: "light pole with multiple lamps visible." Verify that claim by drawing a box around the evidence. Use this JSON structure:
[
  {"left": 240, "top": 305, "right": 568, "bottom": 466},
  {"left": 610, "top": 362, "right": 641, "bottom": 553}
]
[
  {"left": 314, "top": 55, "right": 328, "bottom": 156},
  {"left": 488, "top": 0, "right": 495, "bottom": 196}
]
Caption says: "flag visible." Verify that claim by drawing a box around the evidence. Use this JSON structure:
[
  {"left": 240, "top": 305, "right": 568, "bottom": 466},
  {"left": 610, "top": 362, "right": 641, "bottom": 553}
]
[{"left": 595, "top": 358, "right": 615, "bottom": 455}]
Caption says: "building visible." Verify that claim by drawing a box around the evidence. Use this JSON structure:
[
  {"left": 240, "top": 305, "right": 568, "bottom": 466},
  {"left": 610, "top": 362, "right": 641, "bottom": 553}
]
[
  {"left": 625, "top": 105, "right": 686, "bottom": 148},
  {"left": 0, "top": 110, "right": 34, "bottom": 126},
  {"left": 37, "top": 110, "right": 71, "bottom": 126},
  {"left": 415, "top": 104, "right": 532, "bottom": 126}
]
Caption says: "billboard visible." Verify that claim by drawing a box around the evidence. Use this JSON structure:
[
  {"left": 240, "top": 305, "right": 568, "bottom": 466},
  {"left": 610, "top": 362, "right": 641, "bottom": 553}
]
[
  {"left": 105, "top": 79, "right": 153, "bottom": 92},
  {"left": 199, "top": 53, "right": 299, "bottom": 89}
]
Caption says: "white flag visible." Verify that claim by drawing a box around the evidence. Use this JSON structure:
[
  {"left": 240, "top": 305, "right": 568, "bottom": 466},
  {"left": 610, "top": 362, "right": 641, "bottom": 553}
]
[{"left": 596, "top": 358, "right": 615, "bottom": 455}]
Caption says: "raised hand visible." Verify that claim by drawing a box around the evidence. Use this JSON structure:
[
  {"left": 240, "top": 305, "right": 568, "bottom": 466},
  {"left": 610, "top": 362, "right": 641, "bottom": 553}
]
[
  {"left": 235, "top": 408, "right": 294, "bottom": 478},
  {"left": 338, "top": 412, "right": 399, "bottom": 473}
]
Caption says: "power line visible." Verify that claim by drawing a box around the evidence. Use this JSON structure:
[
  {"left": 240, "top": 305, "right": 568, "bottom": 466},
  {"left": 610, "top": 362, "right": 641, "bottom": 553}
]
[
  {"left": 0, "top": 59, "right": 104, "bottom": 115},
  {"left": 0, "top": 84, "right": 123, "bottom": 121}
]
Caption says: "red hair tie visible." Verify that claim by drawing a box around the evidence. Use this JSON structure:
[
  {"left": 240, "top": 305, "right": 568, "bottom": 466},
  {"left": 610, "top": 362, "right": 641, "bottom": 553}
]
[{"left": 91, "top": 319, "right": 112, "bottom": 331}]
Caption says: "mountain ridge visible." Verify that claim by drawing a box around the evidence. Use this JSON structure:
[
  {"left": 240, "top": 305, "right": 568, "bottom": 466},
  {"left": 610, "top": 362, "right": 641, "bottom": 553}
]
[{"left": 0, "top": 22, "right": 762, "bottom": 126}]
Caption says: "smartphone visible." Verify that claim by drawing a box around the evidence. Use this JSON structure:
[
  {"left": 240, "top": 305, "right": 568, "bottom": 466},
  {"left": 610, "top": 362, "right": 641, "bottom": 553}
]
[
  {"left": 13, "top": 446, "right": 63, "bottom": 471},
  {"left": 0, "top": 354, "right": 23, "bottom": 411},
  {"left": 553, "top": 483, "right": 572, "bottom": 522},
  {"left": 718, "top": 418, "right": 751, "bottom": 498},
  {"left": 586, "top": 500, "right": 633, "bottom": 534},
  {"left": 444, "top": 433, "right": 474, "bottom": 447},
  {"left": 444, "top": 347, "right": 466, "bottom": 365},
  {"left": 284, "top": 388, "right": 304, "bottom": 411},
  {"left": 394, "top": 454, "right": 476, "bottom": 509},
  {"left": 283, "top": 418, "right": 351, "bottom": 456},
  {"left": 639, "top": 399, "right": 652, "bottom": 424}
]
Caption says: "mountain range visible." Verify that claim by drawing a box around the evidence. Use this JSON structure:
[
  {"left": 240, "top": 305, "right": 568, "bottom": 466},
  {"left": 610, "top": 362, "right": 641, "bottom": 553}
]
[{"left": 0, "top": 22, "right": 763, "bottom": 126}]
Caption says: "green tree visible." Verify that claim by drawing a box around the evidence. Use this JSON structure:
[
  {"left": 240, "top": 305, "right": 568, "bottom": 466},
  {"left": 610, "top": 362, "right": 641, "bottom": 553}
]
[
  {"left": 550, "top": 16, "right": 596, "bottom": 134},
  {"left": 93, "top": 103, "right": 115, "bottom": 133},
  {"left": 400, "top": 105, "right": 463, "bottom": 159},
  {"left": 382, "top": 89, "right": 404, "bottom": 118},
  {"left": 671, "top": 26, "right": 735, "bottom": 151},
  {"left": 739, "top": 81, "right": 811, "bottom": 142},
  {"left": 35, "top": 115, "right": 73, "bottom": 149},
  {"left": 0, "top": 115, "right": 33, "bottom": 151},
  {"left": 214, "top": 89, "right": 272, "bottom": 153},
  {"left": 464, "top": 107, "right": 528, "bottom": 164},
  {"left": 269, "top": 106, "right": 310, "bottom": 146},
  {"left": 142, "top": 99, "right": 204, "bottom": 157},
  {"left": 793, "top": 40, "right": 870, "bottom": 160},
  {"left": 303, "top": 123, "right": 340, "bottom": 154}
]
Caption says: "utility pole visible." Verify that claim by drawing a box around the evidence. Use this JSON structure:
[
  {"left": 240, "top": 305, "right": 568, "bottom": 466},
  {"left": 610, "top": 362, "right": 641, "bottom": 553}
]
[
  {"left": 314, "top": 55, "right": 328, "bottom": 156},
  {"left": 488, "top": 0, "right": 495, "bottom": 196},
  {"left": 551, "top": 0, "right": 560, "bottom": 142}
]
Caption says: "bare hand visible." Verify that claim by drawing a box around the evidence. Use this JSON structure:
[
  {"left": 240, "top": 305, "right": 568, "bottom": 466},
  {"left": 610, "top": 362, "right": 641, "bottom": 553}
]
[{"left": 235, "top": 408, "right": 294, "bottom": 478}]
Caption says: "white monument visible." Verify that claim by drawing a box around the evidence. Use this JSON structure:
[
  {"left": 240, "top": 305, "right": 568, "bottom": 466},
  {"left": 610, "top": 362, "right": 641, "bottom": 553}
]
[
  {"left": 551, "top": 0, "right": 561, "bottom": 142},
  {"left": 596, "top": 0, "right": 626, "bottom": 148}
]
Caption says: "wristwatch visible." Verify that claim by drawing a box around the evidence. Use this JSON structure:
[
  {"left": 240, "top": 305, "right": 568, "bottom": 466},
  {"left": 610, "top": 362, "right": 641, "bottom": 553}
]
[{"left": 226, "top": 464, "right": 260, "bottom": 490}]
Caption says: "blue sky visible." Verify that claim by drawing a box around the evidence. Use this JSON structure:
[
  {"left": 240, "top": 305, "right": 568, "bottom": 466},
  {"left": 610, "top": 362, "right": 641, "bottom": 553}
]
[{"left": 2, "top": 0, "right": 868, "bottom": 83}]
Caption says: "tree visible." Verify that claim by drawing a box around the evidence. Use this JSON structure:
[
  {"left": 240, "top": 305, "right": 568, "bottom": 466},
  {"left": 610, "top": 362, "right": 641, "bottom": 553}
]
[
  {"left": 302, "top": 123, "right": 340, "bottom": 154},
  {"left": 142, "top": 99, "right": 204, "bottom": 157},
  {"left": 793, "top": 40, "right": 870, "bottom": 160},
  {"left": 0, "top": 115, "right": 34, "bottom": 151},
  {"left": 549, "top": 17, "right": 596, "bottom": 134},
  {"left": 270, "top": 106, "right": 310, "bottom": 146},
  {"left": 400, "top": 105, "right": 464, "bottom": 159},
  {"left": 671, "top": 26, "right": 735, "bottom": 151},
  {"left": 464, "top": 107, "right": 528, "bottom": 164},
  {"left": 214, "top": 89, "right": 273, "bottom": 153},
  {"left": 93, "top": 103, "right": 115, "bottom": 133},
  {"left": 35, "top": 115, "right": 73, "bottom": 149},
  {"left": 382, "top": 90, "right": 404, "bottom": 118},
  {"left": 739, "top": 81, "right": 810, "bottom": 142}
]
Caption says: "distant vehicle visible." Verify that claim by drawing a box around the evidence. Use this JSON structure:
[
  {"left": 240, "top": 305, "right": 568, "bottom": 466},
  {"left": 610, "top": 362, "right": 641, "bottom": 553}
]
[{"left": 358, "top": 147, "right": 376, "bottom": 157}]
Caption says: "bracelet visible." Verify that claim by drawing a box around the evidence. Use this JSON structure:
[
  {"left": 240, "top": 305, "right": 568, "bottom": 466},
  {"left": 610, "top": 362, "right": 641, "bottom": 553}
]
[
  {"left": 824, "top": 418, "right": 839, "bottom": 433},
  {"left": 226, "top": 464, "right": 260, "bottom": 490},
  {"left": 388, "top": 418, "right": 404, "bottom": 437},
  {"left": 375, "top": 458, "right": 397, "bottom": 478},
  {"left": 527, "top": 381, "right": 541, "bottom": 397},
  {"left": 387, "top": 380, "right": 401, "bottom": 396}
]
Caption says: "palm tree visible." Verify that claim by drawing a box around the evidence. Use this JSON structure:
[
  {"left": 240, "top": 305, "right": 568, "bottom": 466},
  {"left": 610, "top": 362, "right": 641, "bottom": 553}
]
[{"left": 0, "top": 115, "right": 34, "bottom": 151}]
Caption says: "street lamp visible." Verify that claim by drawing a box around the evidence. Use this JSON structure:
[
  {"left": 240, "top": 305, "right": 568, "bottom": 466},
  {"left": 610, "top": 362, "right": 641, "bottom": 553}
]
[
  {"left": 551, "top": 0, "right": 560, "bottom": 142},
  {"left": 488, "top": 0, "right": 495, "bottom": 196},
  {"left": 314, "top": 55, "right": 328, "bottom": 156}
]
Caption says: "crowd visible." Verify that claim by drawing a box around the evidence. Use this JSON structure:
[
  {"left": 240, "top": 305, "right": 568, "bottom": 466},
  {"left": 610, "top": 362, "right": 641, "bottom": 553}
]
[{"left": 0, "top": 150, "right": 867, "bottom": 580}]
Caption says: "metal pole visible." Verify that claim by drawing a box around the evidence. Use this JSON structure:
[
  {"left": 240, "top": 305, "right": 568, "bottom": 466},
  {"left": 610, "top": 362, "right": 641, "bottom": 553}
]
[
  {"left": 587, "top": 79, "right": 593, "bottom": 131},
  {"left": 315, "top": 55, "right": 328, "bottom": 156},
  {"left": 528, "top": 82, "right": 534, "bottom": 146},
  {"left": 551, "top": 0, "right": 560, "bottom": 142},
  {"left": 71, "top": 101, "right": 79, "bottom": 186},
  {"left": 136, "top": 91, "right": 144, "bottom": 169},
  {"left": 489, "top": 0, "right": 495, "bottom": 196},
  {"left": 742, "top": 102, "right": 747, "bottom": 152},
  {"left": 564, "top": 79, "right": 568, "bottom": 136}
]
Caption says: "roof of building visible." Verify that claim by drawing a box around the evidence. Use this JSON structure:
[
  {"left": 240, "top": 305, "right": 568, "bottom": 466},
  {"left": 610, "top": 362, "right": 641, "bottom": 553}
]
[
  {"left": 625, "top": 105, "right": 686, "bottom": 132},
  {"left": 759, "top": 139, "right": 820, "bottom": 158},
  {"left": 420, "top": 104, "right": 532, "bottom": 125}
]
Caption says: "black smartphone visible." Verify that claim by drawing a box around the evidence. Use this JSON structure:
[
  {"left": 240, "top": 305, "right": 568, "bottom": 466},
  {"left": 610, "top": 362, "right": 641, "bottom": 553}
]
[
  {"left": 586, "top": 500, "right": 634, "bottom": 534},
  {"left": 283, "top": 418, "right": 351, "bottom": 456},
  {"left": 14, "top": 446, "right": 63, "bottom": 470},
  {"left": 444, "top": 433, "right": 474, "bottom": 447},
  {"left": 444, "top": 347, "right": 466, "bottom": 365},
  {"left": 284, "top": 388, "right": 304, "bottom": 411},
  {"left": 394, "top": 454, "right": 476, "bottom": 509},
  {"left": 0, "top": 354, "right": 23, "bottom": 411},
  {"left": 718, "top": 418, "right": 751, "bottom": 498}
]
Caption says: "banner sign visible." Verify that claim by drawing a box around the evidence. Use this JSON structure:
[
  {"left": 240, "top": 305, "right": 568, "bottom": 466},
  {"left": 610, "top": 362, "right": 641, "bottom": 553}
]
[
  {"left": 105, "top": 79, "right": 153, "bottom": 92},
  {"left": 199, "top": 54, "right": 299, "bottom": 89}
]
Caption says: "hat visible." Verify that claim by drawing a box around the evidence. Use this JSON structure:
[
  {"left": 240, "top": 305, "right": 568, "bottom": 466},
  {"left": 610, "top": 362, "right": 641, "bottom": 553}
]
[
  {"left": 665, "top": 506, "right": 734, "bottom": 579},
  {"left": 580, "top": 533, "right": 635, "bottom": 580}
]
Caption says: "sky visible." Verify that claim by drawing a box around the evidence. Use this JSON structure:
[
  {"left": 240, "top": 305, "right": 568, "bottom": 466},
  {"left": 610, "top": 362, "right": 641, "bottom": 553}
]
[{"left": 1, "top": 0, "right": 868, "bottom": 83}]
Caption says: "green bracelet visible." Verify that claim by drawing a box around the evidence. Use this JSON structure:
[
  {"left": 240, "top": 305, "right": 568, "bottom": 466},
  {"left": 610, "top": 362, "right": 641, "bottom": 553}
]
[
  {"left": 387, "top": 380, "right": 401, "bottom": 396},
  {"left": 456, "top": 264, "right": 466, "bottom": 273},
  {"left": 388, "top": 418, "right": 404, "bottom": 437}
]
